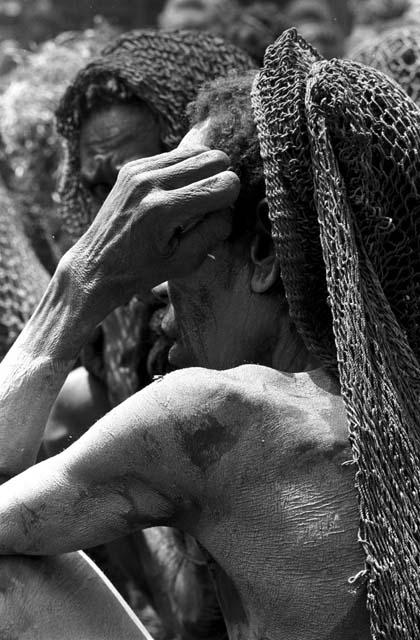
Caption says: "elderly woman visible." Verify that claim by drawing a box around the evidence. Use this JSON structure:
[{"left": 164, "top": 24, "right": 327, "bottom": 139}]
[
  {"left": 49, "top": 28, "right": 253, "bottom": 436},
  {"left": 45, "top": 29, "right": 254, "bottom": 639},
  {"left": 48, "top": 26, "right": 253, "bottom": 442}
]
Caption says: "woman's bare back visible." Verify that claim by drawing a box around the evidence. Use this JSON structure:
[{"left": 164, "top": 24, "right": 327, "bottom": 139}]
[{"left": 185, "top": 366, "right": 370, "bottom": 639}]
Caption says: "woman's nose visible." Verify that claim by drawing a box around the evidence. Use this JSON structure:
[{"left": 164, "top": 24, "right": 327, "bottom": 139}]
[{"left": 81, "top": 154, "right": 117, "bottom": 185}]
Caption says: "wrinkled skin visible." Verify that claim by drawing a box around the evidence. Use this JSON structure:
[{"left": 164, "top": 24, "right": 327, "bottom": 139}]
[
  {"left": 47, "top": 101, "right": 163, "bottom": 447},
  {"left": 0, "top": 123, "right": 370, "bottom": 638}
]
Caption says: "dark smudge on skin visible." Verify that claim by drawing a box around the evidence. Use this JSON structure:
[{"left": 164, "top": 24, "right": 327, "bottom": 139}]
[
  {"left": 280, "top": 404, "right": 310, "bottom": 428},
  {"left": 15, "top": 502, "right": 49, "bottom": 553},
  {"left": 74, "top": 477, "right": 174, "bottom": 531},
  {"left": 111, "top": 478, "right": 177, "bottom": 530},
  {"left": 177, "top": 413, "right": 241, "bottom": 472}
]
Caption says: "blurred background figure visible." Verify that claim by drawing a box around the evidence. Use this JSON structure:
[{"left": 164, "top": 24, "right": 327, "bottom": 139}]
[
  {"left": 158, "top": 0, "right": 290, "bottom": 64},
  {"left": 284, "top": 0, "right": 346, "bottom": 57},
  {"left": 0, "top": 20, "right": 118, "bottom": 274},
  {"left": 349, "top": 24, "right": 420, "bottom": 105},
  {"left": 224, "top": 2, "right": 291, "bottom": 64},
  {"left": 0, "top": 37, "right": 23, "bottom": 78},
  {"left": 0, "top": 1, "right": 355, "bottom": 63},
  {"left": 158, "top": 0, "right": 240, "bottom": 30},
  {"left": 345, "top": 0, "right": 420, "bottom": 53},
  {"left": 0, "top": 0, "right": 166, "bottom": 45},
  {"left": 0, "top": 177, "right": 49, "bottom": 359},
  {"left": 158, "top": 0, "right": 347, "bottom": 60}
]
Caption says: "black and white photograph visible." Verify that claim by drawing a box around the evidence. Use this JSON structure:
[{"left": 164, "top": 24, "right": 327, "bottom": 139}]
[{"left": 0, "top": 1, "right": 418, "bottom": 638}]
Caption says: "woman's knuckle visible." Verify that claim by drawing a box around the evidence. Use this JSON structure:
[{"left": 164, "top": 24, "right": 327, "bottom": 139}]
[
  {"left": 140, "top": 169, "right": 166, "bottom": 191},
  {"left": 143, "top": 186, "right": 166, "bottom": 209},
  {"left": 118, "top": 164, "right": 130, "bottom": 180},
  {"left": 118, "top": 164, "right": 138, "bottom": 187}
]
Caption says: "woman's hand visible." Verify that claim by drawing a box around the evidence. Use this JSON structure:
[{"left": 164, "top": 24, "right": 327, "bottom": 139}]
[{"left": 68, "top": 145, "right": 240, "bottom": 314}]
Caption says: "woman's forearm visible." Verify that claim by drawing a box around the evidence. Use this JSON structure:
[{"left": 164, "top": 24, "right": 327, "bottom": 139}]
[
  {"left": 0, "top": 146, "right": 238, "bottom": 479},
  {"left": 0, "top": 259, "right": 101, "bottom": 478}
]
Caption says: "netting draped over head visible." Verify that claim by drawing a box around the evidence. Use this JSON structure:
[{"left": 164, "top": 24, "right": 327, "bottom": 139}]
[
  {"left": 56, "top": 29, "right": 254, "bottom": 243},
  {"left": 252, "top": 28, "right": 420, "bottom": 638}
]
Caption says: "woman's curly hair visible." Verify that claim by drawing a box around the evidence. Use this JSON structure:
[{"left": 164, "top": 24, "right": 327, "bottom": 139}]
[{"left": 188, "top": 71, "right": 265, "bottom": 238}]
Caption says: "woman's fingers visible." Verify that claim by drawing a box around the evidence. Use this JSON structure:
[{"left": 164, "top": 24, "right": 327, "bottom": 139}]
[
  {"left": 119, "top": 145, "right": 210, "bottom": 176},
  {"left": 75, "top": 146, "right": 240, "bottom": 302},
  {"left": 167, "top": 169, "right": 240, "bottom": 224},
  {"left": 150, "top": 149, "right": 231, "bottom": 191},
  {"left": 152, "top": 171, "right": 240, "bottom": 262}
]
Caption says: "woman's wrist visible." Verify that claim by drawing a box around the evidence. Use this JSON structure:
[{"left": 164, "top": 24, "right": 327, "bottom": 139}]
[{"left": 14, "top": 256, "right": 104, "bottom": 363}]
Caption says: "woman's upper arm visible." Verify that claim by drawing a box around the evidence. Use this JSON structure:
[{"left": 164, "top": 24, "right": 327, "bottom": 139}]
[{"left": 0, "top": 368, "right": 234, "bottom": 556}]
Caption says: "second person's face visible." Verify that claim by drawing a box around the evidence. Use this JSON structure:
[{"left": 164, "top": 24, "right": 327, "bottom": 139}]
[{"left": 79, "top": 102, "right": 162, "bottom": 217}]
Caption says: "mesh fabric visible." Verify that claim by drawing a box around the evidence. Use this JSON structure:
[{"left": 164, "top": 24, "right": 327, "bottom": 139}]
[{"left": 252, "top": 28, "right": 420, "bottom": 638}]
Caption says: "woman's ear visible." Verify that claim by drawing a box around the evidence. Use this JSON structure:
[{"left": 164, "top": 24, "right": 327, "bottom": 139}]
[{"left": 250, "top": 199, "right": 281, "bottom": 293}]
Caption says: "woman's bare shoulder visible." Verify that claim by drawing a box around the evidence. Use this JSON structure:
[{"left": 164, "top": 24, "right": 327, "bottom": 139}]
[
  {"left": 221, "top": 365, "right": 349, "bottom": 450},
  {"left": 147, "top": 364, "right": 343, "bottom": 423},
  {"left": 138, "top": 364, "right": 349, "bottom": 477}
]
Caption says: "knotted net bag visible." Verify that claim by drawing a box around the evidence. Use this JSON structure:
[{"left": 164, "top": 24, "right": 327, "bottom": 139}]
[{"left": 252, "top": 28, "right": 420, "bottom": 638}]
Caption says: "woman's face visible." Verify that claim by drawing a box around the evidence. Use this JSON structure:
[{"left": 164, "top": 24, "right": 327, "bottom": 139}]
[{"left": 79, "top": 102, "right": 162, "bottom": 215}]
